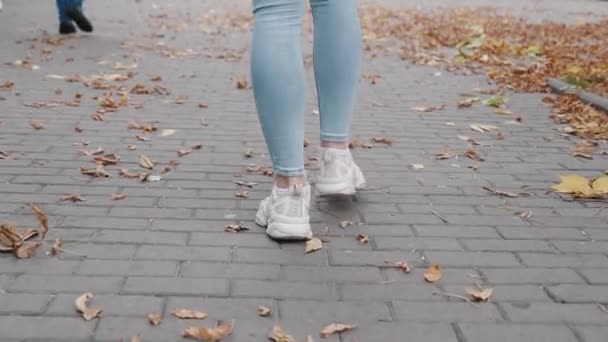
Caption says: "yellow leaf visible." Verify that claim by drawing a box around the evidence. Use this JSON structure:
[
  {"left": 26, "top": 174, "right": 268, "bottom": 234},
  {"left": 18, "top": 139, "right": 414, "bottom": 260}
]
[
  {"left": 465, "top": 287, "right": 494, "bottom": 302},
  {"left": 551, "top": 175, "right": 593, "bottom": 197},
  {"left": 257, "top": 306, "right": 271, "bottom": 317},
  {"left": 320, "top": 323, "right": 357, "bottom": 337},
  {"left": 592, "top": 176, "right": 608, "bottom": 194},
  {"left": 268, "top": 324, "right": 295, "bottom": 342},
  {"left": 172, "top": 308, "right": 208, "bottom": 319},
  {"left": 75, "top": 292, "right": 102, "bottom": 321},
  {"left": 182, "top": 321, "right": 233, "bottom": 341},
  {"left": 305, "top": 238, "right": 322, "bottom": 254},
  {"left": 423, "top": 264, "right": 443, "bottom": 283}
]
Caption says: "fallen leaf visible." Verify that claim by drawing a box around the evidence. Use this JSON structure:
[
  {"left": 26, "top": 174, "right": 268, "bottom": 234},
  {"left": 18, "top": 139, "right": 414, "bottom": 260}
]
[
  {"left": 483, "top": 95, "right": 507, "bottom": 108},
  {"left": 160, "top": 129, "right": 176, "bottom": 137},
  {"left": 306, "top": 336, "right": 314, "bottom": 342},
  {"left": 268, "top": 324, "right": 295, "bottom": 342},
  {"left": 80, "top": 164, "right": 111, "bottom": 178},
  {"left": 225, "top": 224, "right": 249, "bottom": 233},
  {"left": 59, "top": 193, "right": 86, "bottom": 202},
  {"left": 423, "top": 264, "right": 443, "bottom": 283},
  {"left": 457, "top": 97, "right": 479, "bottom": 108},
  {"left": 436, "top": 146, "right": 454, "bottom": 160},
  {"left": 30, "top": 120, "right": 45, "bottom": 130},
  {"left": 136, "top": 135, "right": 151, "bottom": 142},
  {"left": 464, "top": 148, "right": 485, "bottom": 161},
  {"left": 112, "top": 193, "right": 127, "bottom": 201},
  {"left": 387, "top": 260, "right": 411, "bottom": 273},
  {"left": 493, "top": 108, "right": 513, "bottom": 115},
  {"left": 496, "top": 132, "right": 505, "bottom": 140},
  {"left": 182, "top": 321, "right": 234, "bottom": 341},
  {"left": 94, "top": 153, "right": 120, "bottom": 165},
  {"left": 172, "top": 308, "right": 208, "bottom": 320},
  {"left": 147, "top": 312, "right": 162, "bottom": 326},
  {"left": 29, "top": 203, "right": 48, "bottom": 239},
  {"left": 411, "top": 104, "right": 445, "bottom": 112},
  {"left": 482, "top": 186, "right": 520, "bottom": 198},
  {"left": 235, "top": 191, "right": 249, "bottom": 198},
  {"left": 465, "top": 286, "right": 494, "bottom": 302},
  {"left": 50, "top": 237, "right": 64, "bottom": 256},
  {"left": 14, "top": 241, "right": 42, "bottom": 259},
  {"left": 305, "top": 238, "right": 323, "bottom": 254},
  {"left": 234, "top": 181, "right": 257, "bottom": 188},
  {"left": 339, "top": 220, "right": 353, "bottom": 229},
  {"left": 236, "top": 79, "right": 248, "bottom": 89},
  {"left": 244, "top": 148, "right": 254, "bottom": 158},
  {"left": 128, "top": 120, "right": 158, "bottom": 133},
  {"left": 320, "top": 323, "right": 357, "bottom": 338},
  {"left": 552, "top": 175, "right": 608, "bottom": 198},
  {"left": 139, "top": 155, "right": 155, "bottom": 169},
  {"left": 411, "top": 163, "right": 425, "bottom": 170},
  {"left": 131, "top": 335, "right": 142, "bottom": 342},
  {"left": 470, "top": 124, "right": 498, "bottom": 133},
  {"left": 356, "top": 234, "right": 369, "bottom": 244},
  {"left": 75, "top": 292, "right": 102, "bottom": 321},
  {"left": 372, "top": 137, "right": 393, "bottom": 145},
  {"left": 516, "top": 210, "right": 533, "bottom": 220},
  {"left": 128, "top": 144, "right": 137, "bottom": 151},
  {"left": 257, "top": 306, "right": 271, "bottom": 317},
  {"left": 198, "top": 102, "right": 208, "bottom": 108}
]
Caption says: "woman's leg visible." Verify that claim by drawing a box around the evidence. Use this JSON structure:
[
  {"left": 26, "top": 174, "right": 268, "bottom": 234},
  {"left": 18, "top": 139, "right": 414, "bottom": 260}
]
[
  {"left": 251, "top": 0, "right": 312, "bottom": 240},
  {"left": 310, "top": 0, "right": 362, "bottom": 147},
  {"left": 251, "top": 0, "right": 307, "bottom": 186},
  {"left": 310, "top": 0, "right": 365, "bottom": 195},
  {"left": 56, "top": 0, "right": 72, "bottom": 24}
]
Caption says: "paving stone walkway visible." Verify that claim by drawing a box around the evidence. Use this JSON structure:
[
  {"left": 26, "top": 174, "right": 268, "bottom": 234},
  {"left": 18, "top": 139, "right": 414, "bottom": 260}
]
[{"left": 0, "top": 0, "right": 607, "bottom": 341}]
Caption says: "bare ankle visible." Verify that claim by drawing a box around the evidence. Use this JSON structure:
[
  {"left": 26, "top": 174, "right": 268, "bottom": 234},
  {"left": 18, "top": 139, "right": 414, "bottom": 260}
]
[
  {"left": 275, "top": 175, "right": 308, "bottom": 189},
  {"left": 321, "top": 141, "right": 349, "bottom": 150}
]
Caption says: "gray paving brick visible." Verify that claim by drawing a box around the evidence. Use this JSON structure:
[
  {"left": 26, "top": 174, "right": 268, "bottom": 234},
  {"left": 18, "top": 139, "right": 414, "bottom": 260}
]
[
  {"left": 415, "top": 225, "right": 501, "bottom": 238},
  {"left": 231, "top": 280, "right": 335, "bottom": 300},
  {"left": 519, "top": 253, "right": 608, "bottom": 268},
  {"left": 283, "top": 265, "right": 383, "bottom": 283},
  {"left": 424, "top": 251, "right": 521, "bottom": 267},
  {"left": 93, "top": 230, "right": 188, "bottom": 245},
  {"left": 181, "top": 262, "right": 281, "bottom": 280},
  {"left": 9, "top": 275, "right": 121, "bottom": 294},
  {"left": 481, "top": 268, "right": 585, "bottom": 284},
  {"left": 189, "top": 231, "right": 280, "bottom": 248},
  {"left": 54, "top": 243, "right": 137, "bottom": 260},
  {"left": 347, "top": 322, "right": 458, "bottom": 342},
  {"left": 342, "top": 283, "right": 438, "bottom": 301},
  {"left": 502, "top": 302, "right": 608, "bottom": 324},
  {"left": 0, "top": 293, "right": 52, "bottom": 314},
  {"left": 93, "top": 316, "right": 190, "bottom": 342},
  {"left": 459, "top": 323, "right": 578, "bottom": 342},
  {"left": 498, "top": 227, "right": 587, "bottom": 240},
  {"left": 462, "top": 239, "right": 553, "bottom": 252},
  {"left": 234, "top": 248, "right": 328, "bottom": 266},
  {"left": 281, "top": 300, "right": 391, "bottom": 322},
  {"left": 45, "top": 294, "right": 164, "bottom": 317},
  {"left": 579, "top": 269, "right": 608, "bottom": 284},
  {"left": 548, "top": 285, "right": 608, "bottom": 303},
  {"left": 0, "top": 316, "right": 95, "bottom": 340},
  {"left": 331, "top": 250, "right": 421, "bottom": 266},
  {"left": 59, "top": 216, "right": 149, "bottom": 230},
  {"left": 574, "top": 326, "right": 608, "bottom": 342},
  {"left": 134, "top": 245, "right": 230, "bottom": 261},
  {"left": 122, "top": 277, "right": 228, "bottom": 296},
  {"left": 150, "top": 218, "right": 230, "bottom": 232},
  {"left": 374, "top": 236, "right": 462, "bottom": 250},
  {"left": 443, "top": 284, "right": 550, "bottom": 302},
  {"left": 393, "top": 301, "right": 503, "bottom": 322},
  {"left": 75, "top": 260, "right": 178, "bottom": 276},
  {"left": 0, "top": 275, "right": 14, "bottom": 290},
  {"left": 109, "top": 207, "right": 194, "bottom": 218},
  {"left": 364, "top": 213, "right": 444, "bottom": 225},
  {"left": 551, "top": 240, "right": 608, "bottom": 254},
  {"left": 0, "top": 259, "right": 79, "bottom": 275}
]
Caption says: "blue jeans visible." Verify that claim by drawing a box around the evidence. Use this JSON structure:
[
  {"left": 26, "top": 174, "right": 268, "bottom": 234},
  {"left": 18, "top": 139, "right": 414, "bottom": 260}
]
[
  {"left": 251, "top": 0, "right": 362, "bottom": 176},
  {"left": 56, "top": 0, "right": 83, "bottom": 24}
]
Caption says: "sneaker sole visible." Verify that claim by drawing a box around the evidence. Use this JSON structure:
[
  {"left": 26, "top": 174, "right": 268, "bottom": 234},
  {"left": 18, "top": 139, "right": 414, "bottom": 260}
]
[
  {"left": 316, "top": 182, "right": 356, "bottom": 197},
  {"left": 266, "top": 223, "right": 312, "bottom": 240}
]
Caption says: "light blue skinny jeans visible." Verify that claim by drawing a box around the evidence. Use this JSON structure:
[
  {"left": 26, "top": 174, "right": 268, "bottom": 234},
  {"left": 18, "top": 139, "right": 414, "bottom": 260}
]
[
  {"left": 251, "top": 0, "right": 362, "bottom": 176},
  {"left": 56, "top": 0, "right": 83, "bottom": 24}
]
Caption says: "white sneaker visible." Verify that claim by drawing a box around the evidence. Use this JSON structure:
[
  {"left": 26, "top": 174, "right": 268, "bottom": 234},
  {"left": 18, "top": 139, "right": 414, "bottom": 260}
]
[
  {"left": 255, "top": 184, "right": 312, "bottom": 240},
  {"left": 315, "top": 148, "right": 365, "bottom": 196}
]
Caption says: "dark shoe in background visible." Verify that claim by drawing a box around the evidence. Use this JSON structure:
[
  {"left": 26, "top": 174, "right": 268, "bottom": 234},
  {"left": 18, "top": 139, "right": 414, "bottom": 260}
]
[
  {"left": 65, "top": 7, "right": 93, "bottom": 32},
  {"left": 59, "top": 21, "right": 77, "bottom": 35}
]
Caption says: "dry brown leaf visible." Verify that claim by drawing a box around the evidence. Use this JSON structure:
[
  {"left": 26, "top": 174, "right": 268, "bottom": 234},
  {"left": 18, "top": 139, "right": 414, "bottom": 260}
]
[
  {"left": 386, "top": 260, "right": 412, "bottom": 273},
  {"left": 80, "top": 164, "right": 111, "bottom": 178},
  {"left": 436, "top": 146, "right": 454, "bottom": 160},
  {"left": 372, "top": 137, "right": 393, "bottom": 145},
  {"left": 59, "top": 193, "right": 86, "bottom": 202},
  {"left": 225, "top": 224, "right": 249, "bottom": 233},
  {"left": 235, "top": 191, "right": 249, "bottom": 198},
  {"left": 516, "top": 210, "right": 533, "bottom": 220},
  {"left": 411, "top": 104, "right": 445, "bottom": 112},
  {"left": 482, "top": 186, "right": 520, "bottom": 198},
  {"left": 94, "top": 153, "right": 120, "bottom": 165},
  {"left": 119, "top": 169, "right": 142, "bottom": 178},
  {"left": 29, "top": 203, "right": 48, "bottom": 239},
  {"left": 198, "top": 102, "right": 209, "bottom": 108},
  {"left": 182, "top": 321, "right": 234, "bottom": 341},
  {"left": 470, "top": 124, "right": 498, "bottom": 133},
  {"left": 339, "top": 220, "right": 353, "bottom": 229},
  {"left": 465, "top": 286, "right": 494, "bottom": 302},
  {"left": 75, "top": 292, "right": 102, "bottom": 321},
  {"left": 457, "top": 97, "right": 479, "bottom": 108},
  {"left": 320, "top": 323, "right": 357, "bottom": 338},
  {"left": 112, "top": 193, "right": 127, "bottom": 201},
  {"left": 496, "top": 132, "right": 505, "bottom": 140},
  {"left": 236, "top": 79, "right": 248, "bottom": 89},
  {"left": 268, "top": 324, "right": 295, "bottom": 342},
  {"left": 172, "top": 308, "right": 208, "bottom": 320},
  {"left": 257, "top": 306, "right": 271, "bottom": 317},
  {"left": 136, "top": 135, "right": 151, "bottom": 142},
  {"left": 30, "top": 120, "right": 45, "bottom": 130},
  {"left": 305, "top": 336, "right": 314, "bottom": 342},
  {"left": 234, "top": 180, "right": 258, "bottom": 188},
  {"left": 494, "top": 108, "right": 513, "bottom": 115},
  {"left": 139, "top": 155, "right": 155, "bottom": 169},
  {"left": 131, "top": 335, "right": 142, "bottom": 342},
  {"left": 16, "top": 228, "right": 38, "bottom": 241},
  {"left": 356, "top": 234, "right": 369, "bottom": 244},
  {"left": 14, "top": 241, "right": 42, "bottom": 259},
  {"left": 50, "top": 237, "right": 64, "bottom": 256},
  {"left": 464, "top": 148, "right": 485, "bottom": 161},
  {"left": 244, "top": 148, "right": 254, "bottom": 158},
  {"left": 128, "top": 144, "right": 137, "bottom": 151},
  {"left": 305, "top": 238, "right": 323, "bottom": 254},
  {"left": 423, "top": 264, "right": 443, "bottom": 283},
  {"left": 147, "top": 312, "right": 162, "bottom": 326}
]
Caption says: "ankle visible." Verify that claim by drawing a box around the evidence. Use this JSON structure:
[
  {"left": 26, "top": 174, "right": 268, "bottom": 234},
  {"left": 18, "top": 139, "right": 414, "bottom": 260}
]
[
  {"left": 321, "top": 141, "right": 349, "bottom": 150},
  {"left": 275, "top": 175, "right": 308, "bottom": 190}
]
